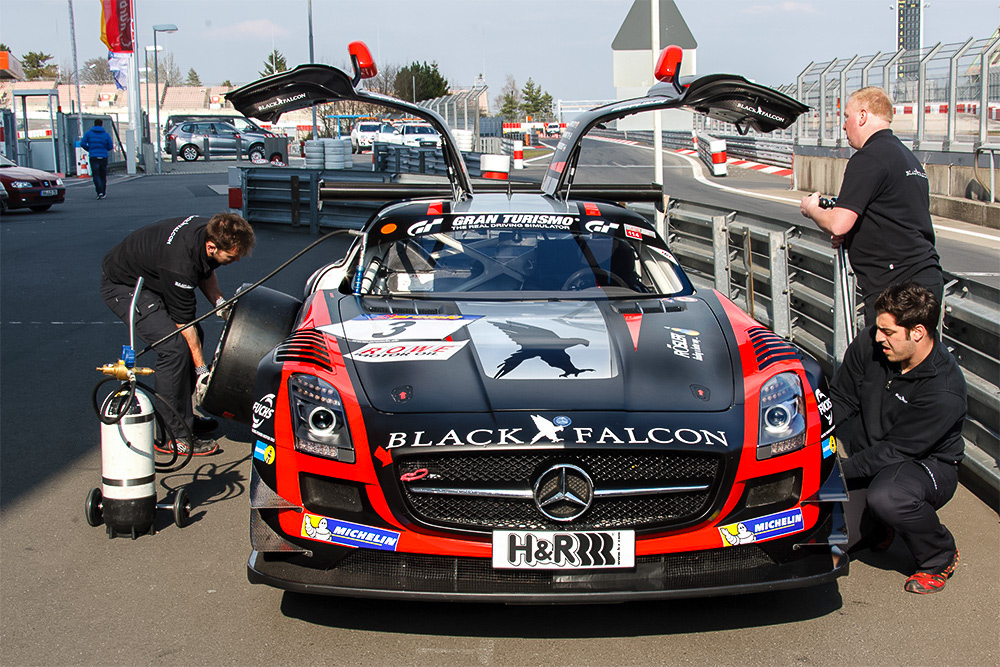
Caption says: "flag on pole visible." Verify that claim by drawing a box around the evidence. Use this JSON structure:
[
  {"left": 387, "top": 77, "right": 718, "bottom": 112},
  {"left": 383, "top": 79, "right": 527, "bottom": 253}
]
[
  {"left": 100, "top": 0, "right": 135, "bottom": 53},
  {"left": 108, "top": 52, "right": 130, "bottom": 90}
]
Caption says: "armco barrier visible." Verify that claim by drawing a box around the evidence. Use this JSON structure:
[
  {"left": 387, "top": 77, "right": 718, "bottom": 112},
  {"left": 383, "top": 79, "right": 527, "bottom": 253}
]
[{"left": 639, "top": 197, "right": 999, "bottom": 509}]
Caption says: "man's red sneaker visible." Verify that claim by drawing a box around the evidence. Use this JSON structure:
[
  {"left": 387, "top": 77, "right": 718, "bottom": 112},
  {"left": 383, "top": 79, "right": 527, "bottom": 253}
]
[{"left": 904, "top": 549, "right": 959, "bottom": 595}]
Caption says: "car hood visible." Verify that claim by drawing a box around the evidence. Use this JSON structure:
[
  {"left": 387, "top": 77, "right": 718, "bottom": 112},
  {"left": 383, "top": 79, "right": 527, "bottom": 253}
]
[
  {"left": 0, "top": 165, "right": 62, "bottom": 183},
  {"left": 324, "top": 295, "right": 735, "bottom": 414}
]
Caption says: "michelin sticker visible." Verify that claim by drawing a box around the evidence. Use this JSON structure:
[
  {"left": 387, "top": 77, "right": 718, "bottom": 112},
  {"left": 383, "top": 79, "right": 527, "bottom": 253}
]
[
  {"left": 329, "top": 313, "right": 479, "bottom": 342},
  {"left": 719, "top": 508, "right": 804, "bottom": 546},
  {"left": 253, "top": 440, "right": 276, "bottom": 465},
  {"left": 352, "top": 340, "right": 468, "bottom": 363},
  {"left": 300, "top": 514, "right": 400, "bottom": 551}
]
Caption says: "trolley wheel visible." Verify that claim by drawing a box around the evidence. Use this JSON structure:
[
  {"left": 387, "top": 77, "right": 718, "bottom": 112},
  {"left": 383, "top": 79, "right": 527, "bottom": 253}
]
[
  {"left": 85, "top": 487, "right": 104, "bottom": 527},
  {"left": 173, "top": 487, "right": 191, "bottom": 528}
]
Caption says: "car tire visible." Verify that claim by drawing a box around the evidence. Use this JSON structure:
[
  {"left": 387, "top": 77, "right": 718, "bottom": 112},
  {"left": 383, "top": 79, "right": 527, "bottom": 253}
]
[
  {"left": 180, "top": 144, "right": 200, "bottom": 161},
  {"left": 248, "top": 145, "right": 266, "bottom": 162},
  {"left": 30, "top": 204, "right": 52, "bottom": 212},
  {"left": 201, "top": 285, "right": 302, "bottom": 424}
]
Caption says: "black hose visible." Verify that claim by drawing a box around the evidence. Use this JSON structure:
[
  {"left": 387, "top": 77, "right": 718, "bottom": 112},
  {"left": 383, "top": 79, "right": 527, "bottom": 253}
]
[
  {"left": 136, "top": 228, "right": 359, "bottom": 359},
  {"left": 91, "top": 377, "right": 195, "bottom": 472}
]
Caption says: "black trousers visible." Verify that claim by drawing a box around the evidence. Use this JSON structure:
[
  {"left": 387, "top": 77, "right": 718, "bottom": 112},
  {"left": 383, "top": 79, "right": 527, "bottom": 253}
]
[
  {"left": 860, "top": 265, "right": 944, "bottom": 327},
  {"left": 100, "top": 276, "right": 201, "bottom": 440},
  {"left": 844, "top": 456, "right": 959, "bottom": 572},
  {"left": 90, "top": 157, "right": 108, "bottom": 196}
]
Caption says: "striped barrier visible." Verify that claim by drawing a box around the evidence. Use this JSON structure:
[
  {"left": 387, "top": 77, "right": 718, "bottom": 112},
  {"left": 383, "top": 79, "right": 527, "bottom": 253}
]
[
  {"left": 512, "top": 140, "right": 524, "bottom": 170},
  {"left": 892, "top": 103, "right": 1000, "bottom": 119},
  {"left": 696, "top": 132, "right": 727, "bottom": 177},
  {"left": 480, "top": 153, "right": 510, "bottom": 180}
]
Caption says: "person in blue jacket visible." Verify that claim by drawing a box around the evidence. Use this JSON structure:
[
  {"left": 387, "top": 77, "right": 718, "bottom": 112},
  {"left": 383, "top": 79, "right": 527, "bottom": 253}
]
[{"left": 79, "top": 119, "right": 114, "bottom": 199}]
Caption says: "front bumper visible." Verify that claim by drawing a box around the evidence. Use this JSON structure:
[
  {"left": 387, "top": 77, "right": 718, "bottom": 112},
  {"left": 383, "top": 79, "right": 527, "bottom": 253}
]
[{"left": 248, "top": 538, "right": 847, "bottom": 603}]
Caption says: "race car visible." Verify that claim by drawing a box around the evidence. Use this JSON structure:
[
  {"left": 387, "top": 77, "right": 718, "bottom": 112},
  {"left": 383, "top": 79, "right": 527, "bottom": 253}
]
[{"left": 205, "top": 41, "right": 848, "bottom": 602}]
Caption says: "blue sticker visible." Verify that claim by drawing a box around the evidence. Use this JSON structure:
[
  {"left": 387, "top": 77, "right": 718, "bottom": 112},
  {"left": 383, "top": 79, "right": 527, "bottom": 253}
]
[
  {"left": 821, "top": 435, "right": 837, "bottom": 459},
  {"left": 301, "top": 514, "right": 400, "bottom": 551},
  {"left": 253, "top": 440, "right": 275, "bottom": 465},
  {"left": 719, "top": 508, "right": 804, "bottom": 546},
  {"left": 554, "top": 415, "right": 572, "bottom": 427}
]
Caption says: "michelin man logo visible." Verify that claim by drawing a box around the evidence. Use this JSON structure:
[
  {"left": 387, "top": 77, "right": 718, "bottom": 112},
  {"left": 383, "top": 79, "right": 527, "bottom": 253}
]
[{"left": 720, "top": 522, "right": 756, "bottom": 546}]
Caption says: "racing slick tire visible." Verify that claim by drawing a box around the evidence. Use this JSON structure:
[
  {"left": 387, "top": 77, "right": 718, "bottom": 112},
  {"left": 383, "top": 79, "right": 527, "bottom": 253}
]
[{"left": 201, "top": 285, "right": 302, "bottom": 424}]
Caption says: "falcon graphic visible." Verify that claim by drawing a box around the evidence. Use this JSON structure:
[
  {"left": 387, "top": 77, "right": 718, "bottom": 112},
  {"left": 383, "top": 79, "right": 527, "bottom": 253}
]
[
  {"left": 492, "top": 320, "right": 594, "bottom": 379},
  {"left": 530, "top": 415, "right": 565, "bottom": 444}
]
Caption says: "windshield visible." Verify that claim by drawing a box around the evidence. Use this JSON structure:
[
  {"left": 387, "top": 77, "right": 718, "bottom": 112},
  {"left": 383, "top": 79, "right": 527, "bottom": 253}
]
[
  {"left": 355, "top": 227, "right": 688, "bottom": 298},
  {"left": 404, "top": 125, "right": 436, "bottom": 135},
  {"left": 358, "top": 123, "right": 380, "bottom": 132},
  {"left": 0, "top": 154, "right": 16, "bottom": 167}
]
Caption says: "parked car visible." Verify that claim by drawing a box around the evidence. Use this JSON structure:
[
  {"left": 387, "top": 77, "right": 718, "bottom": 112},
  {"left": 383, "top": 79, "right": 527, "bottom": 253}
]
[
  {"left": 374, "top": 122, "right": 402, "bottom": 145},
  {"left": 350, "top": 121, "right": 381, "bottom": 153},
  {"left": 214, "top": 41, "right": 844, "bottom": 603},
  {"left": 0, "top": 153, "right": 65, "bottom": 213},
  {"left": 165, "top": 120, "right": 270, "bottom": 162},
  {"left": 163, "top": 114, "right": 274, "bottom": 139},
  {"left": 399, "top": 123, "right": 441, "bottom": 148},
  {"left": 545, "top": 122, "right": 562, "bottom": 136}
]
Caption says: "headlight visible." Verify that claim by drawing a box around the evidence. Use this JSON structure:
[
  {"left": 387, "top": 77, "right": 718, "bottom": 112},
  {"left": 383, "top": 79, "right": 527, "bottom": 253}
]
[
  {"left": 289, "top": 374, "right": 355, "bottom": 463},
  {"left": 757, "top": 372, "right": 806, "bottom": 460},
  {"left": 55, "top": 178, "right": 64, "bottom": 186},
  {"left": 10, "top": 181, "right": 32, "bottom": 189}
]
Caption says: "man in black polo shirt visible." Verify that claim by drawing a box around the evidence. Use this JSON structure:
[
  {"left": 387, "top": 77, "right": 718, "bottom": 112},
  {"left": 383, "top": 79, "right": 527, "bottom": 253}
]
[
  {"left": 831, "top": 283, "right": 965, "bottom": 594},
  {"left": 800, "top": 87, "right": 943, "bottom": 325},
  {"left": 100, "top": 212, "right": 255, "bottom": 455}
]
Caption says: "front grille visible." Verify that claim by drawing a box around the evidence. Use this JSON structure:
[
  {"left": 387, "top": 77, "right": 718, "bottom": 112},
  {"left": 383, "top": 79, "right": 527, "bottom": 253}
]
[
  {"left": 747, "top": 327, "right": 801, "bottom": 370},
  {"left": 275, "top": 329, "right": 332, "bottom": 371},
  {"left": 397, "top": 451, "right": 721, "bottom": 532}
]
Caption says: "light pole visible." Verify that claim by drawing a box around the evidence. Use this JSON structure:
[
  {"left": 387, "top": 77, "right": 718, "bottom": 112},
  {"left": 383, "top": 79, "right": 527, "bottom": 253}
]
[
  {"left": 152, "top": 23, "right": 178, "bottom": 174},
  {"left": 144, "top": 45, "right": 162, "bottom": 148}
]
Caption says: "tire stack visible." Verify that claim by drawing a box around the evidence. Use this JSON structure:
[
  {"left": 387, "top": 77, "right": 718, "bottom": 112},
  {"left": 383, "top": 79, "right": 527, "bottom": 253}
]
[
  {"left": 304, "top": 139, "right": 325, "bottom": 169},
  {"left": 452, "top": 129, "right": 474, "bottom": 153},
  {"left": 322, "top": 138, "right": 354, "bottom": 170}
]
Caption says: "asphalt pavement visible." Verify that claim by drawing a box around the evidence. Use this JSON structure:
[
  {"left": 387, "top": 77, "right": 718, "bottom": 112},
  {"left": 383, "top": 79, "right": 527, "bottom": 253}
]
[{"left": 1, "top": 161, "right": 997, "bottom": 666}]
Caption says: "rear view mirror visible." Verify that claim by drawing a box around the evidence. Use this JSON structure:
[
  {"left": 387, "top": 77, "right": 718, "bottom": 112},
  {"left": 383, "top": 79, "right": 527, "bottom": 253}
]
[{"left": 348, "top": 41, "right": 377, "bottom": 85}]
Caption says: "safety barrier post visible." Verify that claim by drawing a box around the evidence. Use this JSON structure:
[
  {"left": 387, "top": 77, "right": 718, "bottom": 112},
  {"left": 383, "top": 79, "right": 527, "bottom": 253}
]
[
  {"left": 204, "top": 135, "right": 211, "bottom": 162},
  {"left": 770, "top": 230, "right": 792, "bottom": 338},
  {"left": 711, "top": 213, "right": 732, "bottom": 294},
  {"left": 309, "top": 171, "right": 320, "bottom": 235},
  {"left": 696, "top": 132, "right": 727, "bottom": 176},
  {"left": 513, "top": 140, "right": 524, "bottom": 169},
  {"left": 833, "top": 250, "right": 857, "bottom": 367},
  {"left": 480, "top": 154, "right": 510, "bottom": 180}
]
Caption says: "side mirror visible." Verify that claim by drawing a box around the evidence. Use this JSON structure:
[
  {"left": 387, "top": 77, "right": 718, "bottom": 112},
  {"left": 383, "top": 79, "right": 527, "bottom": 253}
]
[
  {"left": 654, "top": 45, "right": 683, "bottom": 83},
  {"left": 348, "top": 41, "right": 378, "bottom": 85}
]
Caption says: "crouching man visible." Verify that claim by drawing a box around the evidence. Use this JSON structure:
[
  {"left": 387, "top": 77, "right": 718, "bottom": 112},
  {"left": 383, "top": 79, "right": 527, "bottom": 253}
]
[{"left": 831, "top": 283, "right": 966, "bottom": 594}]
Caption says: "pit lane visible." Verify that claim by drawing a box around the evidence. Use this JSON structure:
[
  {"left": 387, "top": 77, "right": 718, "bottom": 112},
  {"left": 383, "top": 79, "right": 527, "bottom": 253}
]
[{"left": 0, "top": 169, "right": 996, "bottom": 666}]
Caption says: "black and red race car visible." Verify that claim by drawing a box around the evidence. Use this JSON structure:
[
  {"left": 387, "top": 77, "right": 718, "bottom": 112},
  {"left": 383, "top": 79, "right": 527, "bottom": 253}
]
[{"left": 205, "top": 42, "right": 848, "bottom": 602}]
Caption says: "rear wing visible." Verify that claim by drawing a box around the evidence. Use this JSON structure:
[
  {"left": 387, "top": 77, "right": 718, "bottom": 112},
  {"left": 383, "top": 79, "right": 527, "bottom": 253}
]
[
  {"left": 541, "top": 69, "right": 808, "bottom": 197},
  {"left": 226, "top": 43, "right": 473, "bottom": 198}
]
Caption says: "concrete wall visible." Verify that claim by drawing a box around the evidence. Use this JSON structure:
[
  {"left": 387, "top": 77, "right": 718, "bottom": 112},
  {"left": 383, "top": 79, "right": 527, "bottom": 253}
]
[{"left": 794, "top": 152, "right": 1000, "bottom": 229}]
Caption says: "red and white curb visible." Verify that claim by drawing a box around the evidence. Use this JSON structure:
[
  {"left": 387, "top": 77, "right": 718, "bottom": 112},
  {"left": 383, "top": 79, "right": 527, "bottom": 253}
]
[{"left": 676, "top": 149, "right": 791, "bottom": 178}]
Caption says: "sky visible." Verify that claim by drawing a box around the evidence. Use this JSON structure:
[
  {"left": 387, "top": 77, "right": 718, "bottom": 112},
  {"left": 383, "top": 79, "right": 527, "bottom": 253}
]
[{"left": 1, "top": 0, "right": 997, "bottom": 105}]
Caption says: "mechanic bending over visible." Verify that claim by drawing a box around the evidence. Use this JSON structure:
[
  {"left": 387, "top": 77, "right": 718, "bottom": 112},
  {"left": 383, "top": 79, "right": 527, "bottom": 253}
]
[
  {"left": 831, "top": 283, "right": 966, "bottom": 595},
  {"left": 799, "top": 87, "right": 943, "bottom": 326},
  {"left": 100, "top": 213, "right": 256, "bottom": 456}
]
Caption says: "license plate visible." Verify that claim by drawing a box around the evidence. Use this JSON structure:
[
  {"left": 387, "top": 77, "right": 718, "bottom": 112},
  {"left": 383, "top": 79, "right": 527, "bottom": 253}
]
[
  {"left": 492, "top": 530, "right": 635, "bottom": 569},
  {"left": 40, "top": 189, "right": 57, "bottom": 196}
]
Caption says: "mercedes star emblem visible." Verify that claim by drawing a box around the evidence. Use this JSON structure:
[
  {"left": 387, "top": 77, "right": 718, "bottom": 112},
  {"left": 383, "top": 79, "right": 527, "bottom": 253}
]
[{"left": 533, "top": 464, "right": 594, "bottom": 522}]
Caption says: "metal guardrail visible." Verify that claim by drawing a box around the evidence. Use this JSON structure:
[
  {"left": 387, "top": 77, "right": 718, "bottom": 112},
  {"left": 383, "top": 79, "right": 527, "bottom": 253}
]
[{"left": 635, "top": 197, "right": 999, "bottom": 509}]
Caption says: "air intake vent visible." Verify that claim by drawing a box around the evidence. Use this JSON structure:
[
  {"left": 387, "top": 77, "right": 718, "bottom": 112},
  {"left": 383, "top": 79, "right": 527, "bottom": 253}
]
[
  {"left": 275, "top": 329, "right": 333, "bottom": 372},
  {"left": 747, "top": 327, "right": 801, "bottom": 370}
]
